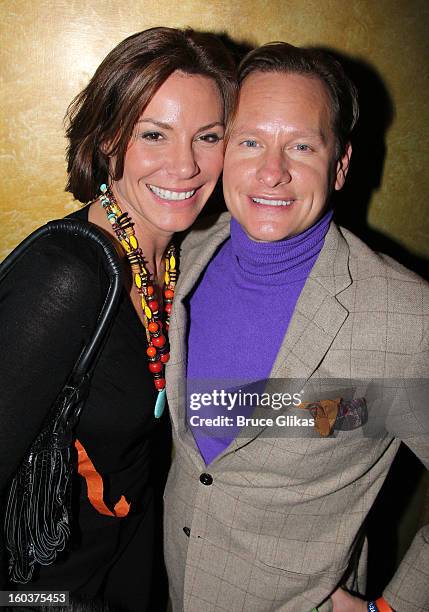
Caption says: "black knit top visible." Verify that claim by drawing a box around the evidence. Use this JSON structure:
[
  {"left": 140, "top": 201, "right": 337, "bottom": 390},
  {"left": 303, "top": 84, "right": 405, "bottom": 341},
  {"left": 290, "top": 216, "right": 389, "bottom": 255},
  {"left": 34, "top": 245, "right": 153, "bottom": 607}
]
[{"left": 0, "top": 206, "right": 170, "bottom": 611}]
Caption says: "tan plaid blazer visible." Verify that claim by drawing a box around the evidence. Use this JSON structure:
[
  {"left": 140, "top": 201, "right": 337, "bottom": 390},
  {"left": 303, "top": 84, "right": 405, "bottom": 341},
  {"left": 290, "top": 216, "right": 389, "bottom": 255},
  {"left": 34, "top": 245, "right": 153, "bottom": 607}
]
[{"left": 164, "top": 214, "right": 429, "bottom": 612}]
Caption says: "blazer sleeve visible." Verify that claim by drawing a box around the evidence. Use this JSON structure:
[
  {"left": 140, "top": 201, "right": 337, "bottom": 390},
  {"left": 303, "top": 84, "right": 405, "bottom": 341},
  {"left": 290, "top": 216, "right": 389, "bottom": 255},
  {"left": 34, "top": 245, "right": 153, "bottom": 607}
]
[
  {"left": 0, "top": 235, "right": 105, "bottom": 585},
  {"left": 383, "top": 316, "right": 429, "bottom": 612}
]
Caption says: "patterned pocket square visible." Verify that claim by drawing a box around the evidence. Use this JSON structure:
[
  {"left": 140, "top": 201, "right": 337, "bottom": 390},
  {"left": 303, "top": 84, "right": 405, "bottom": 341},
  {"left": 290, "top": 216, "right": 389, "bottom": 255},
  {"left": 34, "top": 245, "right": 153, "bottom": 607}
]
[{"left": 334, "top": 397, "right": 368, "bottom": 431}]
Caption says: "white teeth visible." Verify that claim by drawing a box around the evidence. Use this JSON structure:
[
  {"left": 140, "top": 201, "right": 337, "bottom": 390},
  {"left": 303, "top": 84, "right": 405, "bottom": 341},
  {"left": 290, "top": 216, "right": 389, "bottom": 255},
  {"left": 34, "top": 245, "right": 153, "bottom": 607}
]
[
  {"left": 149, "top": 185, "right": 196, "bottom": 201},
  {"left": 252, "top": 197, "right": 293, "bottom": 206}
]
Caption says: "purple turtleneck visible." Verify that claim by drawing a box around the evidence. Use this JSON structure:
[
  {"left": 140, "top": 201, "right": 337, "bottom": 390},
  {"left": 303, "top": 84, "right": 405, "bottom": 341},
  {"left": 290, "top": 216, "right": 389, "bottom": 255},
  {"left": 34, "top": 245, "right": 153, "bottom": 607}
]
[{"left": 187, "top": 210, "right": 333, "bottom": 464}]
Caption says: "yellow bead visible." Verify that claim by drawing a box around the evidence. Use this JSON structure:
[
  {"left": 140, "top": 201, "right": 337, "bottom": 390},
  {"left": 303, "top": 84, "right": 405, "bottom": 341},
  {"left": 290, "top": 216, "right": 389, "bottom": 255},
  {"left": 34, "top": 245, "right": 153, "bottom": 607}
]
[
  {"left": 141, "top": 295, "right": 147, "bottom": 309},
  {"left": 129, "top": 235, "right": 138, "bottom": 250},
  {"left": 165, "top": 271, "right": 170, "bottom": 284},
  {"left": 135, "top": 274, "right": 142, "bottom": 289},
  {"left": 170, "top": 255, "right": 176, "bottom": 270},
  {"left": 165, "top": 259, "right": 169, "bottom": 272},
  {"left": 121, "top": 239, "right": 131, "bottom": 253},
  {"left": 144, "top": 305, "right": 152, "bottom": 319}
]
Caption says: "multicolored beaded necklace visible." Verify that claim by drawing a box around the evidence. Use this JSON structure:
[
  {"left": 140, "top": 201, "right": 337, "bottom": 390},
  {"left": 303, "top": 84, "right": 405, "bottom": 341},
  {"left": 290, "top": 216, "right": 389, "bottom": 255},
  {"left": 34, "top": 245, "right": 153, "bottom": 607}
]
[{"left": 99, "top": 183, "right": 177, "bottom": 418}]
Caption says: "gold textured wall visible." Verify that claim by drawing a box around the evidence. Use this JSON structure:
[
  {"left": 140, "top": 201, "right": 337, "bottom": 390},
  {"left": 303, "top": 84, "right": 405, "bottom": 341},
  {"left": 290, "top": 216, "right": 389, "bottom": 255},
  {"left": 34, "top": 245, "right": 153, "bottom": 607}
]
[
  {"left": 0, "top": 0, "right": 428, "bottom": 589},
  {"left": 0, "top": 0, "right": 428, "bottom": 260}
]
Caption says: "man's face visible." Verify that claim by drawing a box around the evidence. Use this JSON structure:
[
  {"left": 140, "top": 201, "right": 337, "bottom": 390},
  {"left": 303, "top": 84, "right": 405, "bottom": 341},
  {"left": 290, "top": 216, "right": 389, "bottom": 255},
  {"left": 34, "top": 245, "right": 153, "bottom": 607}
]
[{"left": 223, "top": 71, "right": 351, "bottom": 242}]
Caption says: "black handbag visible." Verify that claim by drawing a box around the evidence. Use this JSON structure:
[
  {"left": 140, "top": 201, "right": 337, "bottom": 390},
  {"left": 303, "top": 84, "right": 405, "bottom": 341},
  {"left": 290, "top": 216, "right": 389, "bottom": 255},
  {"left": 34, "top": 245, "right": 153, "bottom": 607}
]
[{"left": 1, "top": 218, "right": 122, "bottom": 584}]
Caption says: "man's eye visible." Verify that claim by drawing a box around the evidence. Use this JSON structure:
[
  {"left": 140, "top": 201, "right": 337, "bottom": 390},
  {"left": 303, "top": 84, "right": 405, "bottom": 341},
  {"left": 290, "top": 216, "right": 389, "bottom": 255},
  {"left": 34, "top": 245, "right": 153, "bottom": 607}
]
[
  {"left": 242, "top": 139, "right": 258, "bottom": 148},
  {"left": 199, "top": 133, "right": 222, "bottom": 144},
  {"left": 294, "top": 143, "right": 311, "bottom": 151},
  {"left": 141, "top": 131, "right": 163, "bottom": 141}
]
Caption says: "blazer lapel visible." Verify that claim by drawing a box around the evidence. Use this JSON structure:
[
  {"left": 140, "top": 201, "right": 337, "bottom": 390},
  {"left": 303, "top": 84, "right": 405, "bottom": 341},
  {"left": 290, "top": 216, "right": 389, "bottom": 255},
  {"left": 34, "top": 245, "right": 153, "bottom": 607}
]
[{"left": 271, "top": 222, "right": 352, "bottom": 380}]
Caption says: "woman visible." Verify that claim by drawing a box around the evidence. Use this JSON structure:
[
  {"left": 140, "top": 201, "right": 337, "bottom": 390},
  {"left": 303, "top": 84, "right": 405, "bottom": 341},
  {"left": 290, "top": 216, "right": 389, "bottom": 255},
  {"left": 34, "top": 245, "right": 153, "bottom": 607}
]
[{"left": 0, "top": 27, "right": 236, "bottom": 610}]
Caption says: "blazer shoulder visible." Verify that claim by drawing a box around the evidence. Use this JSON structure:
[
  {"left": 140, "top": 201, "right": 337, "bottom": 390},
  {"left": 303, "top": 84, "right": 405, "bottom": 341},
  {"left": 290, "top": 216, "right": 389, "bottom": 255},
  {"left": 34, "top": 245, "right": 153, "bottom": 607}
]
[
  {"left": 339, "top": 227, "right": 429, "bottom": 333},
  {"left": 338, "top": 228, "right": 429, "bottom": 356},
  {"left": 340, "top": 226, "right": 427, "bottom": 285}
]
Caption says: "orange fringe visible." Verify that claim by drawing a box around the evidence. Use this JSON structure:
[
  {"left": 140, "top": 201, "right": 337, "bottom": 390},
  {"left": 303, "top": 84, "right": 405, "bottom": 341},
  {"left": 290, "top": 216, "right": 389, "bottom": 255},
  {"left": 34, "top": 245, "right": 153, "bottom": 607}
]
[{"left": 75, "top": 439, "right": 130, "bottom": 517}]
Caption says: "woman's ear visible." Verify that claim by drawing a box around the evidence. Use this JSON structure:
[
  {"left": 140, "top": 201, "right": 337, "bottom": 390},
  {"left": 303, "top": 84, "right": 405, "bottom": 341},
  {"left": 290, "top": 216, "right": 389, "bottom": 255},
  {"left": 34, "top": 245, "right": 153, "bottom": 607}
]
[
  {"left": 99, "top": 140, "right": 112, "bottom": 156},
  {"left": 99, "top": 139, "right": 118, "bottom": 180}
]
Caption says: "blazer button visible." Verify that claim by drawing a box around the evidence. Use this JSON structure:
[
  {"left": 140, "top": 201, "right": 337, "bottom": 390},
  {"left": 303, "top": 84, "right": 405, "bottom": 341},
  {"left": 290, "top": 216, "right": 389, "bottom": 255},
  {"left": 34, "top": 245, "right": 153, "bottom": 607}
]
[
  {"left": 199, "top": 473, "right": 213, "bottom": 486},
  {"left": 183, "top": 526, "right": 191, "bottom": 537}
]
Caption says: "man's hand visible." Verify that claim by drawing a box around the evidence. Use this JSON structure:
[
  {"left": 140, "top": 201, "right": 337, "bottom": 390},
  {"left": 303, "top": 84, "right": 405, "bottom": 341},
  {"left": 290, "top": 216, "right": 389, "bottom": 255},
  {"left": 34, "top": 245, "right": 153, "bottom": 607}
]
[{"left": 331, "top": 587, "right": 367, "bottom": 612}]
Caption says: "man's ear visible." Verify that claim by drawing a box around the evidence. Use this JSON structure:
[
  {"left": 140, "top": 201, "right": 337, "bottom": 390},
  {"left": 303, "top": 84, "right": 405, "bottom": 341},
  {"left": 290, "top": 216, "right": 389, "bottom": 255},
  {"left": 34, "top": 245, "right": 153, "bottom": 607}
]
[{"left": 334, "top": 142, "right": 352, "bottom": 191}]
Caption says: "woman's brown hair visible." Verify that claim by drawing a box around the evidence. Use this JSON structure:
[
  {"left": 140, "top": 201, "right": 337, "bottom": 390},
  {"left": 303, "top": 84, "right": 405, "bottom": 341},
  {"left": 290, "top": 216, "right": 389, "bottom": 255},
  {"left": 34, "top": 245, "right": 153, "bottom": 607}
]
[{"left": 65, "top": 27, "right": 237, "bottom": 203}]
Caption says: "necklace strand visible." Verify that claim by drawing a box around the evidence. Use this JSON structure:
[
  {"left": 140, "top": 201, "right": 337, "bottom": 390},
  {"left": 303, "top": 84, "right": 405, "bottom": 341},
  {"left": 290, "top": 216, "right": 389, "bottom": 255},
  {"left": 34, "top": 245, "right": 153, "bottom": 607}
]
[{"left": 99, "top": 183, "right": 177, "bottom": 418}]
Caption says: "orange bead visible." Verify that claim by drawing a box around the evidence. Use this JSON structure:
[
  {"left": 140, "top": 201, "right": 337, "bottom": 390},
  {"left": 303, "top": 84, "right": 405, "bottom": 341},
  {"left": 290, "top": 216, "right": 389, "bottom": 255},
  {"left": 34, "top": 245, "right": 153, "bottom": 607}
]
[
  {"left": 146, "top": 346, "right": 157, "bottom": 358},
  {"left": 149, "top": 361, "right": 162, "bottom": 373},
  {"left": 147, "top": 285, "right": 154, "bottom": 296},
  {"left": 164, "top": 289, "right": 174, "bottom": 299},
  {"left": 149, "top": 300, "right": 159, "bottom": 313},
  {"left": 148, "top": 322, "right": 159, "bottom": 333},
  {"left": 152, "top": 335, "right": 166, "bottom": 348}
]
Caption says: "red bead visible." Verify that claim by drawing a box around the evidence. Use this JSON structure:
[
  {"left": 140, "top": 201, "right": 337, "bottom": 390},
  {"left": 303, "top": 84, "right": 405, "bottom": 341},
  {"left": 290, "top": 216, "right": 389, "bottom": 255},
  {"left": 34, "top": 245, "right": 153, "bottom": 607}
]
[
  {"left": 160, "top": 353, "right": 170, "bottom": 363},
  {"left": 149, "top": 300, "right": 159, "bottom": 312},
  {"left": 164, "top": 303, "right": 172, "bottom": 314},
  {"left": 146, "top": 346, "right": 157, "bottom": 358},
  {"left": 164, "top": 289, "right": 174, "bottom": 299},
  {"left": 149, "top": 361, "right": 162, "bottom": 373},
  {"left": 155, "top": 378, "right": 166, "bottom": 390},
  {"left": 164, "top": 323, "right": 169, "bottom": 331},
  {"left": 152, "top": 334, "right": 166, "bottom": 348},
  {"left": 148, "top": 322, "right": 159, "bottom": 333}
]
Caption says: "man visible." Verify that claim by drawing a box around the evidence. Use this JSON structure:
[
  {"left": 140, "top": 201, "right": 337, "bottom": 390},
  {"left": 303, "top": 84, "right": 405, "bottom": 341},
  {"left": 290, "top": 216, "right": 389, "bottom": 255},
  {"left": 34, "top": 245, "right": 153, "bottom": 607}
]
[{"left": 164, "top": 42, "right": 428, "bottom": 612}]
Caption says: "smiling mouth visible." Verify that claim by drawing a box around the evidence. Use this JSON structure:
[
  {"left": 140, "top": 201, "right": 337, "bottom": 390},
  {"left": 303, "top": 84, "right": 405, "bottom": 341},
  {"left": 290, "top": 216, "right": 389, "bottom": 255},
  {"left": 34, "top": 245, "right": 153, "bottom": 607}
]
[
  {"left": 251, "top": 197, "right": 294, "bottom": 207},
  {"left": 148, "top": 184, "right": 197, "bottom": 201}
]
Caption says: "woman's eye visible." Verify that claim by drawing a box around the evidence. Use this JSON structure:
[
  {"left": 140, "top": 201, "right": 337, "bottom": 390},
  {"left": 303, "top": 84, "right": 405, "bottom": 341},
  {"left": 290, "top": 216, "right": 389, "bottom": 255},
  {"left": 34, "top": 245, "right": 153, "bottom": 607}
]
[
  {"left": 241, "top": 139, "right": 258, "bottom": 148},
  {"left": 198, "top": 133, "right": 223, "bottom": 144},
  {"left": 141, "top": 131, "right": 163, "bottom": 141}
]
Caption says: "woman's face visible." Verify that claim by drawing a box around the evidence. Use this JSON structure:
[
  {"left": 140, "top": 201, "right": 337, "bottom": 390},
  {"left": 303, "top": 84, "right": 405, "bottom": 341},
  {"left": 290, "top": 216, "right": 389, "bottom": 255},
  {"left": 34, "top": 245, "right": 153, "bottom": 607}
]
[{"left": 111, "top": 70, "right": 224, "bottom": 238}]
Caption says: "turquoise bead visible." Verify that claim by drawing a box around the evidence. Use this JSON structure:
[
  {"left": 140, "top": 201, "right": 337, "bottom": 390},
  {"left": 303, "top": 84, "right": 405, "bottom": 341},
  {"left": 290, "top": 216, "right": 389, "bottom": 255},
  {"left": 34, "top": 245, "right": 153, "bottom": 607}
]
[{"left": 154, "top": 389, "right": 166, "bottom": 418}]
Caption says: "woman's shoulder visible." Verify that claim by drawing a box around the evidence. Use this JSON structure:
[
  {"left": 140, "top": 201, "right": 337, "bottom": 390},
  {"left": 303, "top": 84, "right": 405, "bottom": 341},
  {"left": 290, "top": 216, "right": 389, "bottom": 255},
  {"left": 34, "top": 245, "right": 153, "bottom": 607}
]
[
  {"left": 1, "top": 210, "right": 109, "bottom": 313},
  {"left": 67, "top": 203, "right": 90, "bottom": 222}
]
